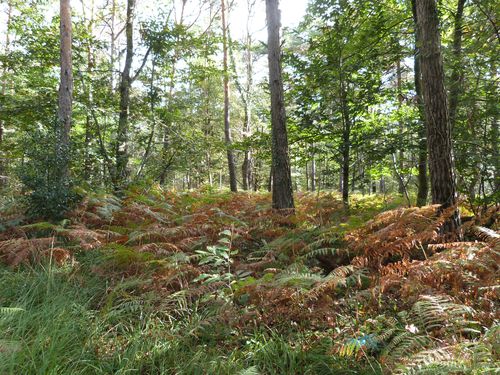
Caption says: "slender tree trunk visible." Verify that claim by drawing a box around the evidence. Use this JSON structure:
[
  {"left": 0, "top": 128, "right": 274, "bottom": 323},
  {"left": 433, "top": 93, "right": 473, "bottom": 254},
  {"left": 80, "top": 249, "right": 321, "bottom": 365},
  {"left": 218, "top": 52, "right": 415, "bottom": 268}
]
[
  {"left": 491, "top": 63, "right": 499, "bottom": 193},
  {"left": 83, "top": 0, "right": 95, "bottom": 181},
  {"left": 416, "top": 0, "right": 460, "bottom": 231},
  {"left": 56, "top": 0, "right": 73, "bottom": 181},
  {"left": 448, "top": 0, "right": 466, "bottom": 131},
  {"left": 136, "top": 59, "right": 157, "bottom": 179},
  {"left": 267, "top": 166, "right": 273, "bottom": 193},
  {"left": 110, "top": 0, "right": 116, "bottom": 91},
  {"left": 241, "top": 1, "right": 254, "bottom": 191},
  {"left": 0, "top": 0, "right": 12, "bottom": 185},
  {"left": 115, "top": 0, "right": 135, "bottom": 189},
  {"left": 396, "top": 59, "right": 405, "bottom": 195},
  {"left": 340, "top": 83, "right": 350, "bottom": 208},
  {"left": 310, "top": 149, "right": 316, "bottom": 192},
  {"left": 266, "top": 0, "right": 294, "bottom": 210},
  {"left": 305, "top": 162, "right": 309, "bottom": 191},
  {"left": 242, "top": 82, "right": 253, "bottom": 190},
  {"left": 412, "top": 0, "right": 429, "bottom": 207},
  {"left": 222, "top": 0, "right": 238, "bottom": 192}
]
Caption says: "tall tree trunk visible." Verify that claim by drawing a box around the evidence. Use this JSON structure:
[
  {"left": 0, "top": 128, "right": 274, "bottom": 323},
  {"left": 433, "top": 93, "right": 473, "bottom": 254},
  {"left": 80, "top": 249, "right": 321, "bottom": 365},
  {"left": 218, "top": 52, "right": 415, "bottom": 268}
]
[
  {"left": 83, "top": 0, "right": 95, "bottom": 181},
  {"left": 115, "top": 0, "right": 135, "bottom": 189},
  {"left": 310, "top": 148, "right": 316, "bottom": 192},
  {"left": 416, "top": 0, "right": 460, "bottom": 231},
  {"left": 0, "top": 0, "right": 12, "bottom": 185},
  {"left": 266, "top": 0, "right": 294, "bottom": 210},
  {"left": 110, "top": 0, "right": 116, "bottom": 91},
  {"left": 448, "top": 0, "right": 466, "bottom": 131},
  {"left": 340, "top": 83, "right": 351, "bottom": 208},
  {"left": 241, "top": 0, "right": 255, "bottom": 191},
  {"left": 396, "top": 59, "right": 405, "bottom": 195},
  {"left": 241, "top": 100, "right": 253, "bottom": 190},
  {"left": 491, "top": 63, "right": 499, "bottom": 193},
  {"left": 412, "top": 0, "right": 429, "bottom": 207},
  {"left": 56, "top": 0, "right": 73, "bottom": 181},
  {"left": 221, "top": 0, "right": 238, "bottom": 192}
]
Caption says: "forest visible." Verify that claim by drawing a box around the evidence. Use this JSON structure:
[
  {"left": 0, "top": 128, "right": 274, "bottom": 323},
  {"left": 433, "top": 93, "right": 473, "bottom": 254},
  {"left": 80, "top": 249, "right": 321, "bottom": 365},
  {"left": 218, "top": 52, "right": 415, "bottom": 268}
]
[{"left": 0, "top": 0, "right": 498, "bottom": 373}]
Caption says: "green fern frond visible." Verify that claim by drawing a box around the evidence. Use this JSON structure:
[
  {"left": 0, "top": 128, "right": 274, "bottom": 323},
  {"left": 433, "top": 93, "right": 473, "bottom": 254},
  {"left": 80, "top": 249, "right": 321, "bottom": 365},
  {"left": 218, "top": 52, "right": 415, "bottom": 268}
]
[
  {"left": 382, "top": 331, "right": 432, "bottom": 362},
  {"left": 276, "top": 271, "right": 324, "bottom": 287},
  {"left": 0, "top": 307, "right": 25, "bottom": 315},
  {"left": 301, "top": 247, "right": 342, "bottom": 260},
  {"left": 411, "top": 295, "right": 475, "bottom": 333}
]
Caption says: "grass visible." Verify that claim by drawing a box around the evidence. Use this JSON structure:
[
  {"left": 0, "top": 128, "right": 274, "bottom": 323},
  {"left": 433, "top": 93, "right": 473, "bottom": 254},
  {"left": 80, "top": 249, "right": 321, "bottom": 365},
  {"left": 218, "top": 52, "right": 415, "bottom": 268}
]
[{"left": 0, "top": 257, "right": 380, "bottom": 374}]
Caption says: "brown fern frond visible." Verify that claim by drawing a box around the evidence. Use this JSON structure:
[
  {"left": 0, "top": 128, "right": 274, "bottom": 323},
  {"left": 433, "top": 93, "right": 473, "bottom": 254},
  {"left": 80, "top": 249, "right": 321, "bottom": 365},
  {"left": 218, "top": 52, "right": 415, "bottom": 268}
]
[{"left": 0, "top": 237, "right": 55, "bottom": 266}]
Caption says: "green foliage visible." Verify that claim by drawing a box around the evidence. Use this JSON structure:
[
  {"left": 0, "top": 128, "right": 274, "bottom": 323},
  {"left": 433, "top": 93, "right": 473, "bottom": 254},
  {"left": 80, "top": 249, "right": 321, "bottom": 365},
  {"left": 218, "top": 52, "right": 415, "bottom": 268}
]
[
  {"left": 193, "top": 229, "right": 240, "bottom": 297},
  {"left": 18, "top": 128, "right": 80, "bottom": 220}
]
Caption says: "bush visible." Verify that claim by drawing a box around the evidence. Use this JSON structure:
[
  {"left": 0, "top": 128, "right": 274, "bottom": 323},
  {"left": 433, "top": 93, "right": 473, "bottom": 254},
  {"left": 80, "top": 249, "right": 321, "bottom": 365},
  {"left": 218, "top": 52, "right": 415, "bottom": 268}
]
[{"left": 17, "top": 127, "right": 80, "bottom": 220}]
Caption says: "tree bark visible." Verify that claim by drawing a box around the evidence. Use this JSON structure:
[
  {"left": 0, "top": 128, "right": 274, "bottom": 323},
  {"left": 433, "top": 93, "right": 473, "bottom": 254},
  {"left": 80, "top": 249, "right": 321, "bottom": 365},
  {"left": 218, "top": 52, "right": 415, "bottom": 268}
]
[
  {"left": 448, "top": 0, "right": 466, "bottom": 131},
  {"left": 0, "top": 0, "right": 12, "bottom": 184},
  {"left": 412, "top": 0, "right": 429, "bottom": 207},
  {"left": 114, "top": 0, "right": 135, "bottom": 190},
  {"left": 83, "top": 0, "right": 95, "bottom": 181},
  {"left": 222, "top": 0, "right": 238, "bottom": 192},
  {"left": 56, "top": 0, "right": 73, "bottom": 181},
  {"left": 340, "top": 82, "right": 350, "bottom": 208},
  {"left": 310, "top": 149, "right": 316, "bottom": 192},
  {"left": 396, "top": 59, "right": 406, "bottom": 195},
  {"left": 241, "top": 0, "right": 255, "bottom": 191},
  {"left": 416, "top": 0, "right": 460, "bottom": 230},
  {"left": 110, "top": 0, "right": 116, "bottom": 91},
  {"left": 266, "top": 0, "right": 294, "bottom": 210}
]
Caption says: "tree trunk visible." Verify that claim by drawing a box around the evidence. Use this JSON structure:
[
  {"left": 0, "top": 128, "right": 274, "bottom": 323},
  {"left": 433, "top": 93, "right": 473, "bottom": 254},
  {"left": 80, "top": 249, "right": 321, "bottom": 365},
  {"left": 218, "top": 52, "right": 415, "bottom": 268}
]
[
  {"left": 340, "top": 83, "right": 350, "bottom": 208},
  {"left": 222, "top": 0, "right": 238, "bottom": 192},
  {"left": 412, "top": 0, "right": 429, "bottom": 207},
  {"left": 416, "top": 0, "right": 460, "bottom": 231},
  {"left": 110, "top": 0, "right": 116, "bottom": 91},
  {"left": 56, "top": 0, "right": 73, "bottom": 181},
  {"left": 491, "top": 63, "right": 499, "bottom": 193},
  {"left": 242, "top": 83, "right": 253, "bottom": 190},
  {"left": 0, "top": 0, "right": 12, "bottom": 185},
  {"left": 310, "top": 150, "right": 316, "bottom": 192},
  {"left": 448, "top": 0, "right": 466, "bottom": 131},
  {"left": 266, "top": 0, "right": 294, "bottom": 210},
  {"left": 83, "top": 0, "right": 95, "bottom": 181},
  {"left": 114, "top": 0, "right": 135, "bottom": 190},
  {"left": 396, "top": 59, "right": 405, "bottom": 195},
  {"left": 241, "top": 1, "right": 254, "bottom": 191}
]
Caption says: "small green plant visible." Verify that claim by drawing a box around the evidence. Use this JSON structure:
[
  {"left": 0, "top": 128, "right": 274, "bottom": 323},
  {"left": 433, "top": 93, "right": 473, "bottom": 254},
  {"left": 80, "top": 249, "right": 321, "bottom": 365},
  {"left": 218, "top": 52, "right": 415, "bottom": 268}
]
[{"left": 193, "top": 229, "right": 239, "bottom": 294}]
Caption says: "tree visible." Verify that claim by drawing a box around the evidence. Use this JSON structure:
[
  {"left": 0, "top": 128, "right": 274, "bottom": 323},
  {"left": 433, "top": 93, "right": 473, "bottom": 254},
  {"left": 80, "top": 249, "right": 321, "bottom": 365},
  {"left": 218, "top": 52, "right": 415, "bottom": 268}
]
[
  {"left": 221, "top": 0, "right": 237, "bottom": 192},
  {"left": 266, "top": 0, "right": 294, "bottom": 210},
  {"left": 411, "top": 0, "right": 429, "bottom": 207},
  {"left": 56, "top": 0, "right": 73, "bottom": 182},
  {"left": 0, "top": 0, "right": 13, "bottom": 186},
  {"left": 114, "top": 0, "right": 135, "bottom": 190},
  {"left": 416, "top": 0, "right": 459, "bottom": 229},
  {"left": 448, "top": 0, "right": 467, "bottom": 131}
]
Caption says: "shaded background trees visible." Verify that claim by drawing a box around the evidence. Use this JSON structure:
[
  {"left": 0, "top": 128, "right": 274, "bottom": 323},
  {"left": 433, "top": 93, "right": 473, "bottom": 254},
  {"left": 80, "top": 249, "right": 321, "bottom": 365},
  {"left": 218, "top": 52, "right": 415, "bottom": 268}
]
[{"left": 0, "top": 0, "right": 496, "bottom": 218}]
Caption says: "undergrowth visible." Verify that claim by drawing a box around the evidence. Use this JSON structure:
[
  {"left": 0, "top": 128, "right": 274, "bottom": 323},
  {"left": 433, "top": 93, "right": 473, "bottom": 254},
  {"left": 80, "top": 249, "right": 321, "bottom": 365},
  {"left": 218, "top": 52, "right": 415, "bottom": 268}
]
[{"left": 0, "top": 187, "right": 498, "bottom": 374}]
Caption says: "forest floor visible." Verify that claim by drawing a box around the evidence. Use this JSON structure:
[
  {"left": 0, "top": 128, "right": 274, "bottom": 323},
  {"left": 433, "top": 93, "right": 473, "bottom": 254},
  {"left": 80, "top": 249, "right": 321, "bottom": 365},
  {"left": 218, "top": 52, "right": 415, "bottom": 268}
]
[{"left": 0, "top": 188, "right": 498, "bottom": 374}]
